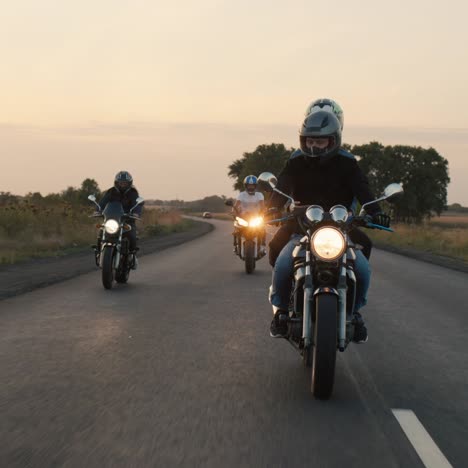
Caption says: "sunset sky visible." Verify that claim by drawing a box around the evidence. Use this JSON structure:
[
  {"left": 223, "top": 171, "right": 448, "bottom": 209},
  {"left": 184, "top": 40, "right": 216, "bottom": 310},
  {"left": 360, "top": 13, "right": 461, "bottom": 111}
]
[{"left": 1, "top": 0, "right": 467, "bottom": 204}]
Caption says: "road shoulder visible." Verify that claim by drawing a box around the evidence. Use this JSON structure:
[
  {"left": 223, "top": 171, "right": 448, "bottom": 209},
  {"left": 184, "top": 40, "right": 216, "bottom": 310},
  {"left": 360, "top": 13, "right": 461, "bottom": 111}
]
[
  {"left": 373, "top": 241, "right": 468, "bottom": 274},
  {"left": 0, "top": 220, "right": 214, "bottom": 300}
]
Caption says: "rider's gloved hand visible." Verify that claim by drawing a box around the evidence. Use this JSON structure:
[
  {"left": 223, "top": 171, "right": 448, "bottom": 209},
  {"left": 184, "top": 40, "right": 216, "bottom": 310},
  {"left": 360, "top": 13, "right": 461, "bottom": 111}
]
[{"left": 370, "top": 212, "right": 391, "bottom": 228}]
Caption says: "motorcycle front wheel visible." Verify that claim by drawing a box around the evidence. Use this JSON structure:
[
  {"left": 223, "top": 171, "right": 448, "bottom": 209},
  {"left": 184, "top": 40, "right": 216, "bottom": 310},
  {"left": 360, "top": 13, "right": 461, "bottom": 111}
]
[
  {"left": 311, "top": 294, "right": 338, "bottom": 399},
  {"left": 244, "top": 240, "right": 256, "bottom": 274},
  {"left": 101, "top": 246, "right": 115, "bottom": 290}
]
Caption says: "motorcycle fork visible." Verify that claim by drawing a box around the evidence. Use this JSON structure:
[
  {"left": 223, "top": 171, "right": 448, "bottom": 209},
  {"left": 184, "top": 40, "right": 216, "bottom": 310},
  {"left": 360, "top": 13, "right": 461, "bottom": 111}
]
[
  {"left": 113, "top": 229, "right": 123, "bottom": 269},
  {"left": 303, "top": 251, "right": 348, "bottom": 352},
  {"left": 240, "top": 232, "right": 257, "bottom": 259},
  {"left": 337, "top": 252, "right": 347, "bottom": 352},
  {"left": 303, "top": 249, "right": 313, "bottom": 348}
]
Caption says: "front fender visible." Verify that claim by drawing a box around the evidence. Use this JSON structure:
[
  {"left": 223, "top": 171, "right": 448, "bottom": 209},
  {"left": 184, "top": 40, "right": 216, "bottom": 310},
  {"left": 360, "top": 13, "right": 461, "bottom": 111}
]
[{"left": 313, "top": 287, "right": 339, "bottom": 297}]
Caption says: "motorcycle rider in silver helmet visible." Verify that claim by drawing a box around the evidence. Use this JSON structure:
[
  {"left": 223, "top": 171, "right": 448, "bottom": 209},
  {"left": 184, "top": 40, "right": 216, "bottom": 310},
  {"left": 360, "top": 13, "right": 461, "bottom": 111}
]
[
  {"left": 268, "top": 99, "right": 373, "bottom": 266},
  {"left": 267, "top": 110, "right": 390, "bottom": 342}
]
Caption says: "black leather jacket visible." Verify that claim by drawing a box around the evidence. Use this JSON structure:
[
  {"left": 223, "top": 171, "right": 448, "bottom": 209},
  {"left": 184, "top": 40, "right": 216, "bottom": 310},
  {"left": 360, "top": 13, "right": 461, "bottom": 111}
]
[
  {"left": 98, "top": 187, "right": 143, "bottom": 217},
  {"left": 268, "top": 149, "right": 380, "bottom": 216}
]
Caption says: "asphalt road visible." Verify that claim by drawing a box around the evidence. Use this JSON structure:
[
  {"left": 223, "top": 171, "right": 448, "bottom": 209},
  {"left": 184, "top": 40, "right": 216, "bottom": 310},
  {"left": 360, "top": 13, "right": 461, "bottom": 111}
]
[{"left": 1, "top": 219, "right": 466, "bottom": 467}]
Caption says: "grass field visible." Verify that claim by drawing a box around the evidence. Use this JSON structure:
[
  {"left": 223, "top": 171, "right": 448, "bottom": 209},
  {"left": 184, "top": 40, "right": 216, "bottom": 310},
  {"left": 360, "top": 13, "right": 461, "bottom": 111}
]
[
  {"left": 369, "top": 216, "right": 468, "bottom": 263},
  {"left": 0, "top": 202, "right": 190, "bottom": 264},
  {"left": 428, "top": 214, "right": 468, "bottom": 229}
]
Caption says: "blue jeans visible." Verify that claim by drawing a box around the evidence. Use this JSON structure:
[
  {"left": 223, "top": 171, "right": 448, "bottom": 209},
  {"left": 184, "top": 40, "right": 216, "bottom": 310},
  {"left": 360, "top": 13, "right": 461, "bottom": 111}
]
[{"left": 269, "top": 235, "right": 371, "bottom": 314}]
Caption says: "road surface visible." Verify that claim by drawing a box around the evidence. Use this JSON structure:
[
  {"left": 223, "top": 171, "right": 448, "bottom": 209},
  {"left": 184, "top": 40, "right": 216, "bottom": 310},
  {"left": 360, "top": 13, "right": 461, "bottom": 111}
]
[{"left": 1, "top": 219, "right": 466, "bottom": 467}]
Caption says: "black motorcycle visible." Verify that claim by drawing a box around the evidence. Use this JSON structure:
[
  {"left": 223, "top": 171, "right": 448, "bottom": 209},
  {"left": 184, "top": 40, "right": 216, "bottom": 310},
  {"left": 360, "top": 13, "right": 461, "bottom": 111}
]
[
  {"left": 258, "top": 172, "right": 403, "bottom": 399},
  {"left": 88, "top": 195, "right": 144, "bottom": 290}
]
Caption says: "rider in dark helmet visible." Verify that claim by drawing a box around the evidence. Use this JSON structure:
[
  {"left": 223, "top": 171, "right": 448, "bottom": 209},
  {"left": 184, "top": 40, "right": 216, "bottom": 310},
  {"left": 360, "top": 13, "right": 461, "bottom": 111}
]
[
  {"left": 268, "top": 100, "right": 373, "bottom": 266},
  {"left": 97, "top": 171, "right": 143, "bottom": 269},
  {"left": 267, "top": 110, "right": 390, "bottom": 343},
  {"left": 113, "top": 171, "right": 134, "bottom": 193},
  {"left": 298, "top": 109, "right": 343, "bottom": 162}
]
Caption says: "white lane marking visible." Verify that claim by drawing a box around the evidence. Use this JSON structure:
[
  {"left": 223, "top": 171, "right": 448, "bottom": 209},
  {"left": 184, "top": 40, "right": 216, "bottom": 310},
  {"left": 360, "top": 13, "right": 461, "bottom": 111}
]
[{"left": 392, "top": 409, "right": 453, "bottom": 468}]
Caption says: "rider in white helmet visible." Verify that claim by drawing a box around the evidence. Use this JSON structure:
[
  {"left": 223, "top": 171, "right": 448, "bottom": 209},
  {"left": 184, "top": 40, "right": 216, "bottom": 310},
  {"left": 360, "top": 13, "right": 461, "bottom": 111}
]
[{"left": 233, "top": 175, "right": 266, "bottom": 254}]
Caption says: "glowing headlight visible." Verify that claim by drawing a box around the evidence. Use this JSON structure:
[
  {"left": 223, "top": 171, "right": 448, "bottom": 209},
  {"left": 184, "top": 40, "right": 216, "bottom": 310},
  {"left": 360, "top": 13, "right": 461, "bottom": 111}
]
[
  {"left": 311, "top": 227, "right": 346, "bottom": 261},
  {"left": 249, "top": 217, "right": 264, "bottom": 227},
  {"left": 104, "top": 219, "right": 120, "bottom": 234},
  {"left": 236, "top": 217, "right": 249, "bottom": 227}
]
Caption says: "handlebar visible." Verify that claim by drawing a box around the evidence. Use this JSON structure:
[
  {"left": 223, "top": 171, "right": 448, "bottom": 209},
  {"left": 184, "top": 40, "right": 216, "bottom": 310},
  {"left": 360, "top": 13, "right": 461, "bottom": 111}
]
[
  {"left": 264, "top": 210, "right": 393, "bottom": 232},
  {"left": 88, "top": 211, "right": 141, "bottom": 221}
]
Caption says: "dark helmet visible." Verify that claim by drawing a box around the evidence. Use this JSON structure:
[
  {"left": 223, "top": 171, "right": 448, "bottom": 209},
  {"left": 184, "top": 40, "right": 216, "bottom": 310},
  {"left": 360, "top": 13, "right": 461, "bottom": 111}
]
[
  {"left": 299, "top": 110, "right": 342, "bottom": 161},
  {"left": 114, "top": 171, "right": 133, "bottom": 192},
  {"left": 243, "top": 175, "right": 258, "bottom": 194},
  {"left": 305, "top": 98, "right": 344, "bottom": 130}
]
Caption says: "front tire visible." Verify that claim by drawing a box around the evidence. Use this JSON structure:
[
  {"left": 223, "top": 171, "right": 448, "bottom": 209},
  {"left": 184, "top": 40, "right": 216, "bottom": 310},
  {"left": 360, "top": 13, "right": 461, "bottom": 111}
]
[
  {"left": 311, "top": 294, "right": 338, "bottom": 399},
  {"left": 244, "top": 241, "right": 256, "bottom": 274},
  {"left": 101, "top": 246, "right": 114, "bottom": 290}
]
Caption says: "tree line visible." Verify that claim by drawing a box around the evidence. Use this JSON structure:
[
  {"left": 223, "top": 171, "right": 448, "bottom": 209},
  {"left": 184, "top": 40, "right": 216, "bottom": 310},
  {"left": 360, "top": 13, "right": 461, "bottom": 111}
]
[
  {"left": 0, "top": 179, "right": 102, "bottom": 207},
  {"left": 228, "top": 142, "right": 451, "bottom": 223}
]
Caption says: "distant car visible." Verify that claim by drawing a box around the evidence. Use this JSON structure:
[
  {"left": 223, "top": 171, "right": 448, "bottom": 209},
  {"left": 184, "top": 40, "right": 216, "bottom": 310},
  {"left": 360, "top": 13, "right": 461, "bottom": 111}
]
[{"left": 202, "top": 212, "right": 213, "bottom": 218}]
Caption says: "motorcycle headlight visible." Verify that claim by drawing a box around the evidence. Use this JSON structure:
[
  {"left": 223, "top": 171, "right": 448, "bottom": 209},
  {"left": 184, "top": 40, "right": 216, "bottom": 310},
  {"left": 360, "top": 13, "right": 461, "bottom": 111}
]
[
  {"left": 236, "top": 217, "right": 249, "bottom": 227},
  {"left": 104, "top": 219, "right": 120, "bottom": 234},
  {"left": 311, "top": 227, "right": 346, "bottom": 261},
  {"left": 249, "top": 217, "right": 264, "bottom": 227}
]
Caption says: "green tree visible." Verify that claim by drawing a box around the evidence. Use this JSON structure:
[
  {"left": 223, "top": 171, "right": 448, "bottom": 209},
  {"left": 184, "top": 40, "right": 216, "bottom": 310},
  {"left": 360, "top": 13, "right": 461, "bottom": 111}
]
[
  {"left": 352, "top": 142, "right": 450, "bottom": 222},
  {"left": 78, "top": 178, "right": 101, "bottom": 204},
  {"left": 61, "top": 186, "right": 80, "bottom": 204},
  {"left": 228, "top": 143, "right": 293, "bottom": 191}
]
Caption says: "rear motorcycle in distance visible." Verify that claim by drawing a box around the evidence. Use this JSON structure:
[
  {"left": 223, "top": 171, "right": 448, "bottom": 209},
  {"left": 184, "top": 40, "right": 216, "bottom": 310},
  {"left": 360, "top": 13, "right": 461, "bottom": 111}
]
[
  {"left": 88, "top": 194, "right": 144, "bottom": 290},
  {"left": 225, "top": 199, "right": 266, "bottom": 274}
]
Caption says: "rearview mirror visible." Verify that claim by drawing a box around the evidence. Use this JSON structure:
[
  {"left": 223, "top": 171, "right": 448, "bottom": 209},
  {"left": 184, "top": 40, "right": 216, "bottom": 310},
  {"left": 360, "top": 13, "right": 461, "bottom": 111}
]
[
  {"left": 130, "top": 197, "right": 145, "bottom": 213},
  {"left": 383, "top": 183, "right": 404, "bottom": 201},
  {"left": 88, "top": 194, "right": 100, "bottom": 210},
  {"left": 257, "top": 172, "right": 278, "bottom": 192},
  {"left": 359, "top": 182, "right": 404, "bottom": 215}
]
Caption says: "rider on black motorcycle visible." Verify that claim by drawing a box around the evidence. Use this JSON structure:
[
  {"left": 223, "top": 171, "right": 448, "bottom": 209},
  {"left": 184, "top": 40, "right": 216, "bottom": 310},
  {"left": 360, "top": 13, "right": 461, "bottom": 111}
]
[
  {"left": 97, "top": 171, "right": 143, "bottom": 269},
  {"left": 268, "top": 99, "right": 373, "bottom": 267},
  {"left": 232, "top": 175, "right": 267, "bottom": 255},
  {"left": 267, "top": 109, "right": 390, "bottom": 342}
]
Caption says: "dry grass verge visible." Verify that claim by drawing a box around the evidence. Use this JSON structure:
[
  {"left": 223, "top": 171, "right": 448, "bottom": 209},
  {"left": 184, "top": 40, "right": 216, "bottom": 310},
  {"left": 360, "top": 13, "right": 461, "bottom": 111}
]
[
  {"left": 0, "top": 202, "right": 191, "bottom": 264},
  {"left": 369, "top": 222, "right": 468, "bottom": 263}
]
